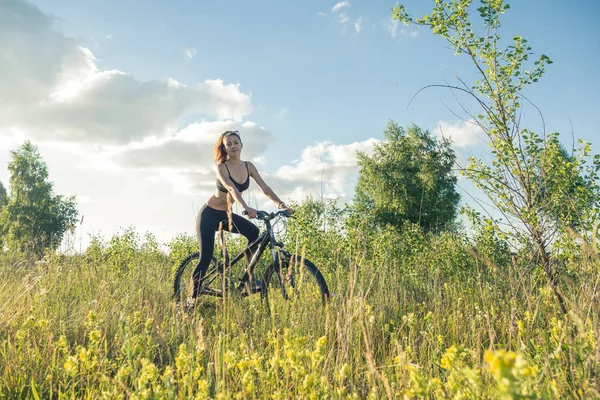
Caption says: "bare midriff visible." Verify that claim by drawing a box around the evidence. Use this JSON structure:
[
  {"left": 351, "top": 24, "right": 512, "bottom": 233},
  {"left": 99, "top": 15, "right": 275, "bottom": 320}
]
[{"left": 206, "top": 191, "right": 234, "bottom": 211}]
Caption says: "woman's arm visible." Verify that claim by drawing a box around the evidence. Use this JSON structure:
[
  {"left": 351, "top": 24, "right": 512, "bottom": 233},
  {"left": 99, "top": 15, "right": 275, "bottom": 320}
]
[
  {"left": 248, "top": 162, "right": 293, "bottom": 212},
  {"left": 216, "top": 164, "right": 257, "bottom": 217}
]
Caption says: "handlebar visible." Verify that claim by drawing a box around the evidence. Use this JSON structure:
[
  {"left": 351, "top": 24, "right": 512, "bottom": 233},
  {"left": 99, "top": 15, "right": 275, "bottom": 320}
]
[{"left": 242, "top": 209, "right": 292, "bottom": 221}]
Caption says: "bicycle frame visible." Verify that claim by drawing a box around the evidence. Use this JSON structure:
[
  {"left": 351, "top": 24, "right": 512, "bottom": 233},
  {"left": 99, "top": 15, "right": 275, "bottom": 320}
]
[{"left": 218, "top": 211, "right": 290, "bottom": 291}]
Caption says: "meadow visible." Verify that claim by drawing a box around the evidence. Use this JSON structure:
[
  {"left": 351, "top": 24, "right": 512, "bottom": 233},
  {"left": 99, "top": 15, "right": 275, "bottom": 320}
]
[{"left": 1, "top": 209, "right": 599, "bottom": 400}]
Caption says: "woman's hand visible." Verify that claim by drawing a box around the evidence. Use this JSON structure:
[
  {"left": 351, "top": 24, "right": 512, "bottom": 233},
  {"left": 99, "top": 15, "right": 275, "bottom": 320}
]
[
  {"left": 244, "top": 207, "right": 258, "bottom": 219},
  {"left": 278, "top": 202, "right": 294, "bottom": 215}
]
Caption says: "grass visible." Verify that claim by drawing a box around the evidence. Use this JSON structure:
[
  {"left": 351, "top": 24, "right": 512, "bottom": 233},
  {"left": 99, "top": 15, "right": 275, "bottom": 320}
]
[{"left": 0, "top": 226, "right": 599, "bottom": 399}]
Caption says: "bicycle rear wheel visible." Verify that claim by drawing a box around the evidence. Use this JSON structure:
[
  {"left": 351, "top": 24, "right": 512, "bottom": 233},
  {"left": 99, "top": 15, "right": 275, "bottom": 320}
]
[
  {"left": 173, "top": 252, "right": 223, "bottom": 301},
  {"left": 264, "top": 254, "right": 329, "bottom": 310}
]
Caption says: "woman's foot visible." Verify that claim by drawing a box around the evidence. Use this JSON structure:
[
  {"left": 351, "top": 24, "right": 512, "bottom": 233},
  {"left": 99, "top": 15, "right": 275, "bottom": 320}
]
[
  {"left": 245, "top": 278, "right": 263, "bottom": 294},
  {"left": 183, "top": 297, "right": 196, "bottom": 313}
]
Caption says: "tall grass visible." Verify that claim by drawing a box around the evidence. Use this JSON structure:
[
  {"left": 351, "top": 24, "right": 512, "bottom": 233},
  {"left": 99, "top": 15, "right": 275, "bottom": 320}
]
[{"left": 0, "top": 223, "right": 598, "bottom": 398}]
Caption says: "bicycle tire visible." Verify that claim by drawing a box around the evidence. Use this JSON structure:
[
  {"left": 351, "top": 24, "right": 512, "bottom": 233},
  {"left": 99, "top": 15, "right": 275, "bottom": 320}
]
[
  {"left": 173, "top": 252, "right": 222, "bottom": 301},
  {"left": 264, "top": 254, "right": 329, "bottom": 307}
]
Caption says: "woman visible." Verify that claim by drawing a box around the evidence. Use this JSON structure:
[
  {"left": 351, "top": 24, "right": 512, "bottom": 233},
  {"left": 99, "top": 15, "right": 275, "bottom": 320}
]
[{"left": 190, "top": 130, "right": 293, "bottom": 304}]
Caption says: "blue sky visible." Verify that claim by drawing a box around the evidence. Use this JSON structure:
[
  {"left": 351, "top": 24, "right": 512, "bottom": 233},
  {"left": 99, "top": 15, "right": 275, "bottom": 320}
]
[{"left": 1, "top": 0, "right": 598, "bottom": 248}]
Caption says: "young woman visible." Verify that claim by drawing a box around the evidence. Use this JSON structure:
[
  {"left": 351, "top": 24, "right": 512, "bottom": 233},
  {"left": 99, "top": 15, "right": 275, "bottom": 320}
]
[{"left": 190, "top": 130, "right": 293, "bottom": 303}]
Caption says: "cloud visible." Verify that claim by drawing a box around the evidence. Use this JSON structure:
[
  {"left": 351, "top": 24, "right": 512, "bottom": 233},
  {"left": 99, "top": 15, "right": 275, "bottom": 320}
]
[
  {"left": 77, "top": 194, "right": 94, "bottom": 204},
  {"left": 184, "top": 48, "right": 197, "bottom": 60},
  {"left": 385, "top": 18, "right": 418, "bottom": 40},
  {"left": 111, "top": 121, "right": 273, "bottom": 170},
  {"left": 331, "top": 2, "right": 350, "bottom": 13},
  {"left": 271, "top": 138, "right": 379, "bottom": 201},
  {"left": 337, "top": 13, "right": 351, "bottom": 24},
  {"left": 0, "top": 0, "right": 253, "bottom": 146},
  {"left": 387, "top": 19, "right": 399, "bottom": 39},
  {"left": 354, "top": 18, "right": 362, "bottom": 34},
  {"left": 433, "top": 119, "right": 486, "bottom": 148},
  {"left": 104, "top": 121, "right": 275, "bottom": 195},
  {"left": 321, "top": 1, "right": 363, "bottom": 35}
]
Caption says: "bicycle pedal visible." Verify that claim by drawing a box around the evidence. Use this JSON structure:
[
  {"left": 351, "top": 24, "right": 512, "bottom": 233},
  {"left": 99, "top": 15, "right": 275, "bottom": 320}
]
[{"left": 247, "top": 279, "right": 263, "bottom": 293}]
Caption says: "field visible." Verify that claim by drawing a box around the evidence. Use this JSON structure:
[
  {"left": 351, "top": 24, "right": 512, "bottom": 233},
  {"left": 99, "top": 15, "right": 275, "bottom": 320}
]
[{"left": 1, "top": 222, "right": 599, "bottom": 399}]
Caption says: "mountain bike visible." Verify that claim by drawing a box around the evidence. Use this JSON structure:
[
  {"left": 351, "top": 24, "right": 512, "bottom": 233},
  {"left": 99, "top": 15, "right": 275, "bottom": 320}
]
[{"left": 173, "top": 210, "right": 329, "bottom": 310}]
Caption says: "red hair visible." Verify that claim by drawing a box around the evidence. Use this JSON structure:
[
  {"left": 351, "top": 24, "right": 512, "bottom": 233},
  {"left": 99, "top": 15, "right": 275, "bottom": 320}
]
[{"left": 214, "top": 131, "right": 242, "bottom": 164}]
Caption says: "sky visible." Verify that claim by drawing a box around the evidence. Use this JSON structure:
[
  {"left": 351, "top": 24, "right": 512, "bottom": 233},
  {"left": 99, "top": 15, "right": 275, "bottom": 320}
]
[{"left": 1, "top": 0, "right": 599, "bottom": 250}]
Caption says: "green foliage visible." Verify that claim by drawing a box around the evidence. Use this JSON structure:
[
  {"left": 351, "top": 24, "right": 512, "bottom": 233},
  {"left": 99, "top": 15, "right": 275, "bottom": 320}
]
[
  {"left": 0, "top": 181, "right": 6, "bottom": 208},
  {"left": 0, "top": 181, "right": 6, "bottom": 249},
  {"left": 286, "top": 196, "right": 348, "bottom": 264},
  {"left": 167, "top": 232, "right": 197, "bottom": 269},
  {"left": 534, "top": 134, "right": 599, "bottom": 232},
  {"left": 472, "top": 219, "right": 512, "bottom": 269},
  {"left": 0, "top": 141, "right": 78, "bottom": 256},
  {"left": 102, "top": 228, "right": 167, "bottom": 274},
  {"left": 2, "top": 217, "right": 599, "bottom": 398},
  {"left": 393, "top": 0, "right": 600, "bottom": 313},
  {"left": 106, "top": 228, "right": 141, "bottom": 273},
  {"left": 353, "top": 122, "right": 460, "bottom": 233}
]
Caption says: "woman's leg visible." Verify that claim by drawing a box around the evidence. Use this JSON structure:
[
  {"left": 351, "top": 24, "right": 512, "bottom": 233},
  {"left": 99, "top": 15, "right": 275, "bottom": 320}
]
[
  {"left": 192, "top": 205, "right": 222, "bottom": 298},
  {"left": 228, "top": 213, "right": 260, "bottom": 243},
  {"left": 224, "top": 213, "right": 260, "bottom": 283}
]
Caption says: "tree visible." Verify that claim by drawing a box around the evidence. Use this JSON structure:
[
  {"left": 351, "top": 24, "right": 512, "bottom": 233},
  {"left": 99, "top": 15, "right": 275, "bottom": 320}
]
[
  {"left": 394, "top": 0, "right": 600, "bottom": 313},
  {"left": 0, "top": 141, "right": 78, "bottom": 256},
  {"left": 353, "top": 122, "right": 460, "bottom": 233},
  {"left": 0, "top": 181, "right": 6, "bottom": 208}
]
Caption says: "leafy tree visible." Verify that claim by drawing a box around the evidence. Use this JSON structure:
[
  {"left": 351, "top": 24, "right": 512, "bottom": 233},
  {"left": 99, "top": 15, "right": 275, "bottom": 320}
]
[
  {"left": 0, "top": 181, "right": 6, "bottom": 208},
  {"left": 535, "top": 136, "right": 597, "bottom": 232},
  {"left": 0, "top": 141, "right": 78, "bottom": 256},
  {"left": 353, "top": 122, "right": 460, "bottom": 233},
  {"left": 394, "top": 0, "right": 600, "bottom": 313}
]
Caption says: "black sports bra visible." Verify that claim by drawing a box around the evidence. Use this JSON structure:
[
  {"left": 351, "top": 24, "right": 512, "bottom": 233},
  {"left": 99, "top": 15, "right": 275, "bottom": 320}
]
[{"left": 216, "top": 162, "right": 250, "bottom": 193}]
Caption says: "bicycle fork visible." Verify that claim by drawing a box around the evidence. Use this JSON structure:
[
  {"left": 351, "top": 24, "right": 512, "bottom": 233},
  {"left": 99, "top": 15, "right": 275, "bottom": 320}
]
[{"left": 266, "top": 227, "right": 293, "bottom": 300}]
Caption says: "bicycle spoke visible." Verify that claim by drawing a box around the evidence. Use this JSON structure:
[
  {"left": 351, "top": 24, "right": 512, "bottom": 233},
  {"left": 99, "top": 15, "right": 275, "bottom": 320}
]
[{"left": 265, "top": 255, "right": 329, "bottom": 313}]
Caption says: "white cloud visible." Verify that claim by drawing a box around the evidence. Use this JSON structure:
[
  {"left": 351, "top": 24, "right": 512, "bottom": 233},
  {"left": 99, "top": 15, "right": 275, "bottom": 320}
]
[
  {"left": 354, "top": 18, "right": 362, "bottom": 34},
  {"left": 317, "top": 11, "right": 327, "bottom": 17},
  {"left": 385, "top": 18, "right": 418, "bottom": 40},
  {"left": 322, "top": 1, "right": 363, "bottom": 35},
  {"left": 338, "top": 13, "right": 351, "bottom": 24},
  {"left": 387, "top": 18, "right": 399, "bottom": 39},
  {"left": 272, "top": 138, "right": 379, "bottom": 201},
  {"left": 77, "top": 194, "right": 94, "bottom": 204},
  {"left": 252, "top": 156, "right": 267, "bottom": 166},
  {"left": 434, "top": 119, "right": 486, "bottom": 148},
  {"left": 0, "top": 0, "right": 253, "bottom": 146},
  {"left": 332, "top": 2, "right": 350, "bottom": 13},
  {"left": 184, "top": 48, "right": 197, "bottom": 59},
  {"left": 105, "top": 120, "right": 275, "bottom": 195}
]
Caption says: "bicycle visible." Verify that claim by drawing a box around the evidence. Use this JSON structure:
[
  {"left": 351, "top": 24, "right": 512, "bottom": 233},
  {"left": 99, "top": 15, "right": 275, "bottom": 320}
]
[{"left": 173, "top": 210, "right": 329, "bottom": 311}]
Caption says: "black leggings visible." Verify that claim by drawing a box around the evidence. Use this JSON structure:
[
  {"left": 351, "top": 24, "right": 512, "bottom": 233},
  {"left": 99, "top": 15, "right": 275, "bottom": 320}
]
[{"left": 193, "top": 204, "right": 259, "bottom": 298}]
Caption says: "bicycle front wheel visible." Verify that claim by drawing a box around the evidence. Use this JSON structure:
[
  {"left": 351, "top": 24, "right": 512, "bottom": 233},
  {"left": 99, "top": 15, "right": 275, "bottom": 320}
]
[
  {"left": 264, "top": 254, "right": 329, "bottom": 310},
  {"left": 173, "top": 252, "right": 223, "bottom": 302}
]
